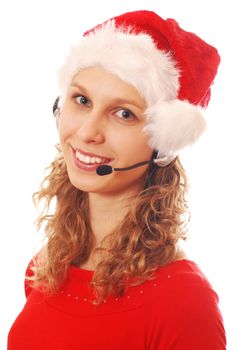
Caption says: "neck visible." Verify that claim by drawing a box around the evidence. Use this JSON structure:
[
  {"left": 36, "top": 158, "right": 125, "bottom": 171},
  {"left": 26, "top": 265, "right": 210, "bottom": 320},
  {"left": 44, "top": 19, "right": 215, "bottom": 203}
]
[
  {"left": 77, "top": 191, "right": 135, "bottom": 271},
  {"left": 88, "top": 192, "right": 133, "bottom": 247}
]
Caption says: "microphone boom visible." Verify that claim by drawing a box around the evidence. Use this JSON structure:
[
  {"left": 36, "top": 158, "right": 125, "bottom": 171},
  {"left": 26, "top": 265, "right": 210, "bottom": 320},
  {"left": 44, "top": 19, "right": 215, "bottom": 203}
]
[{"left": 96, "top": 160, "right": 154, "bottom": 176}]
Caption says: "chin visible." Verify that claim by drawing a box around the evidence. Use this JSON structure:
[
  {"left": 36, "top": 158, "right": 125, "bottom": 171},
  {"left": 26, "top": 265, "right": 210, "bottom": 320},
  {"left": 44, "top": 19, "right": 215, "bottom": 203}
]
[{"left": 67, "top": 172, "right": 110, "bottom": 193}]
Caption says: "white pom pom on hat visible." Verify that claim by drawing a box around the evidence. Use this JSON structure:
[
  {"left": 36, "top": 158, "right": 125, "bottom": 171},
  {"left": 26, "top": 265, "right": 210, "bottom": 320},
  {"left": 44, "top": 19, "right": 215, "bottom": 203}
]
[
  {"left": 57, "top": 10, "right": 220, "bottom": 166},
  {"left": 144, "top": 100, "right": 207, "bottom": 166}
]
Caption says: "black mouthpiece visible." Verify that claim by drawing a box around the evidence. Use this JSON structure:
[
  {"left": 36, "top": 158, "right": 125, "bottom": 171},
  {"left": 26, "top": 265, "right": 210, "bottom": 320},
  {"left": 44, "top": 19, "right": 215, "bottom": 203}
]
[{"left": 96, "top": 165, "right": 113, "bottom": 176}]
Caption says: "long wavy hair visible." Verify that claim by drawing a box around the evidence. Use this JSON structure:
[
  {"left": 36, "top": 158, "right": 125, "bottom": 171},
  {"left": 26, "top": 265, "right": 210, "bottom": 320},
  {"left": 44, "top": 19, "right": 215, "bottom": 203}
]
[{"left": 31, "top": 144, "right": 189, "bottom": 303}]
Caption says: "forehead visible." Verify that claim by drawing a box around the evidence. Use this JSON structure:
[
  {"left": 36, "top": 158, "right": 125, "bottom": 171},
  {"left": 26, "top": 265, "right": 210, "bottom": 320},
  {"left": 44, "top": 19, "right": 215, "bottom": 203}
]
[{"left": 70, "top": 66, "right": 146, "bottom": 109}]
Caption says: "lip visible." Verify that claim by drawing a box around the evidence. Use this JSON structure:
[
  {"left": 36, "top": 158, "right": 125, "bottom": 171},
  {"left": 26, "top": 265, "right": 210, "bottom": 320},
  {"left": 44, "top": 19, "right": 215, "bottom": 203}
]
[
  {"left": 73, "top": 147, "right": 112, "bottom": 160},
  {"left": 71, "top": 146, "right": 113, "bottom": 173}
]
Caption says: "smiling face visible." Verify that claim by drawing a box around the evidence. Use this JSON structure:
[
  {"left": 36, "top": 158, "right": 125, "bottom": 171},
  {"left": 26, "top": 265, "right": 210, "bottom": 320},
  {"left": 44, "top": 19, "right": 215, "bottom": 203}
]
[{"left": 58, "top": 66, "right": 153, "bottom": 197}]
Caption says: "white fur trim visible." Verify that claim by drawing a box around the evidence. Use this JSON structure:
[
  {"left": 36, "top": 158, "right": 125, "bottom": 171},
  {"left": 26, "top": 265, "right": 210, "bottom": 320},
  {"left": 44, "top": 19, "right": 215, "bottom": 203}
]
[
  {"left": 58, "top": 20, "right": 180, "bottom": 106},
  {"left": 144, "top": 100, "right": 207, "bottom": 165}
]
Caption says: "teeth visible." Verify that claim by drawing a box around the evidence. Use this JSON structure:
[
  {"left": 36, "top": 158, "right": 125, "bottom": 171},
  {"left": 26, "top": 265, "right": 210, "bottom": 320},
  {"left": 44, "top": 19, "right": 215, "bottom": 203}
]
[{"left": 75, "top": 150, "right": 108, "bottom": 164}]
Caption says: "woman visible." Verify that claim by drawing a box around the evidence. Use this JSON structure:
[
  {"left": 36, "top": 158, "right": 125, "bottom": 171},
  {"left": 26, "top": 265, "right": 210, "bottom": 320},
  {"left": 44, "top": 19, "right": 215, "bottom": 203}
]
[{"left": 8, "top": 10, "right": 226, "bottom": 349}]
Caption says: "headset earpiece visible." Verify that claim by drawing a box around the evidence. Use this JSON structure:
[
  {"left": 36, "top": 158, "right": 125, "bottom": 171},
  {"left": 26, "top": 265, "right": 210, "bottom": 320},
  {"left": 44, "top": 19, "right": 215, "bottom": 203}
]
[{"left": 53, "top": 96, "right": 60, "bottom": 128}]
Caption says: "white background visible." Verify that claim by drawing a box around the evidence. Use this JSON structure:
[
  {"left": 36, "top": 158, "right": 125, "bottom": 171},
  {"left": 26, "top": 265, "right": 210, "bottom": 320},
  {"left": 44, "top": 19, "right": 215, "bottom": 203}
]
[{"left": 0, "top": 0, "right": 233, "bottom": 349}]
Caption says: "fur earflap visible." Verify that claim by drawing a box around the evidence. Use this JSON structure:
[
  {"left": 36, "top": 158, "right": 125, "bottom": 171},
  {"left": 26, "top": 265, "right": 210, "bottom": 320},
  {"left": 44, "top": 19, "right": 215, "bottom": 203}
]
[{"left": 143, "top": 100, "right": 207, "bottom": 165}]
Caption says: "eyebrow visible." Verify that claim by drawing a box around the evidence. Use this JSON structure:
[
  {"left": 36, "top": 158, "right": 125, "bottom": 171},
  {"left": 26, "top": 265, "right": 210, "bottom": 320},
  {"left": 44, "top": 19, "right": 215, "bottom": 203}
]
[
  {"left": 70, "top": 82, "right": 89, "bottom": 94},
  {"left": 70, "top": 82, "right": 145, "bottom": 110}
]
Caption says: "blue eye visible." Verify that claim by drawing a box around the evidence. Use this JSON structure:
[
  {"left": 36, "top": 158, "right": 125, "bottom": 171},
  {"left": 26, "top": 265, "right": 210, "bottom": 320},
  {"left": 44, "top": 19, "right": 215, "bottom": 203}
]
[
  {"left": 116, "top": 109, "right": 135, "bottom": 120},
  {"left": 75, "top": 95, "right": 90, "bottom": 106}
]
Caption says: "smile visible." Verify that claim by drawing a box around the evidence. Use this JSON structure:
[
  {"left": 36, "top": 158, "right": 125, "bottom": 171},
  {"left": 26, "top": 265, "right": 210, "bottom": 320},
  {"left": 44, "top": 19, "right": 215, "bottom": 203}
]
[{"left": 75, "top": 150, "right": 111, "bottom": 164}]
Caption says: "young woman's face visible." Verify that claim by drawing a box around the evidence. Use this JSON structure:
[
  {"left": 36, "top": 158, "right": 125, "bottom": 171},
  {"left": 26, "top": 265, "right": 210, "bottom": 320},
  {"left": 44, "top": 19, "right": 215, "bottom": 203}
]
[{"left": 59, "top": 66, "right": 153, "bottom": 196}]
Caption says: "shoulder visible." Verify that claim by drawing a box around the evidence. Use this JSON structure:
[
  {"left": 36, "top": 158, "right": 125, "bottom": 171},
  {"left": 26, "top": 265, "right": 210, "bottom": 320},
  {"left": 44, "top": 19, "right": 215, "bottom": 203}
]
[
  {"left": 24, "top": 258, "right": 36, "bottom": 298},
  {"left": 152, "top": 259, "right": 221, "bottom": 319},
  {"left": 24, "top": 249, "right": 45, "bottom": 298},
  {"left": 154, "top": 258, "right": 216, "bottom": 293},
  {"left": 148, "top": 259, "right": 226, "bottom": 349},
  {"left": 151, "top": 259, "right": 221, "bottom": 315}
]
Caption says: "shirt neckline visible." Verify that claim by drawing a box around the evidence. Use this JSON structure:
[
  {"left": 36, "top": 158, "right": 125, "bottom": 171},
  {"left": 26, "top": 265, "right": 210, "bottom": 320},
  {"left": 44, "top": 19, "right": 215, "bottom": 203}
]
[{"left": 70, "top": 258, "right": 195, "bottom": 279}]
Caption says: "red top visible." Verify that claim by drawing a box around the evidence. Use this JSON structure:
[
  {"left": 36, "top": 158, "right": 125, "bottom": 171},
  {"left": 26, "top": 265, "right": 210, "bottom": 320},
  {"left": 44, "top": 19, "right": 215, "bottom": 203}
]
[{"left": 8, "top": 259, "right": 226, "bottom": 349}]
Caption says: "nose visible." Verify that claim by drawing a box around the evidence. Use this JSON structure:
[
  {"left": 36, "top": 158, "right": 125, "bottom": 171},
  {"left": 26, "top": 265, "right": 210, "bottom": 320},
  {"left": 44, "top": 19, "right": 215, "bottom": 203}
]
[{"left": 76, "top": 109, "right": 105, "bottom": 144}]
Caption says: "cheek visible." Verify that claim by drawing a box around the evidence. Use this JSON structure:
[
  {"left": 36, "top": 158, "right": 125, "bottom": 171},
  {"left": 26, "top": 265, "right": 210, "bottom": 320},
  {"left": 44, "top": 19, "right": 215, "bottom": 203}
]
[
  {"left": 58, "top": 118, "right": 68, "bottom": 140},
  {"left": 108, "top": 128, "right": 152, "bottom": 161},
  {"left": 58, "top": 112, "right": 77, "bottom": 143}
]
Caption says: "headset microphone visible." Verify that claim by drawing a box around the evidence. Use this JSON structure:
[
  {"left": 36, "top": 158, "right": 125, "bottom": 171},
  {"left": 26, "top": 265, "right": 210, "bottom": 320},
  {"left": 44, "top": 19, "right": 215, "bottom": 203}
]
[{"left": 96, "top": 158, "right": 158, "bottom": 176}]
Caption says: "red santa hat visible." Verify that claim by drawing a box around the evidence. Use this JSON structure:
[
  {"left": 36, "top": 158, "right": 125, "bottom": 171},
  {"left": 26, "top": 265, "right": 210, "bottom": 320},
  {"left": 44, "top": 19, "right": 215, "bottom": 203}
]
[{"left": 57, "top": 10, "right": 220, "bottom": 166}]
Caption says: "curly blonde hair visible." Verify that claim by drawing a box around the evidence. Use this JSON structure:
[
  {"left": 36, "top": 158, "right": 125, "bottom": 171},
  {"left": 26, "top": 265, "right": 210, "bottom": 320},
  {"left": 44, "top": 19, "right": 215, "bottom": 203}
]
[{"left": 31, "top": 144, "right": 189, "bottom": 303}]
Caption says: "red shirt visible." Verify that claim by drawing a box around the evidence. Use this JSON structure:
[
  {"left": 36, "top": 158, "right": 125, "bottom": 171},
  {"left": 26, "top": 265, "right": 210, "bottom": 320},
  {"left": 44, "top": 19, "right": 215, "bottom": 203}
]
[{"left": 8, "top": 259, "right": 226, "bottom": 349}]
